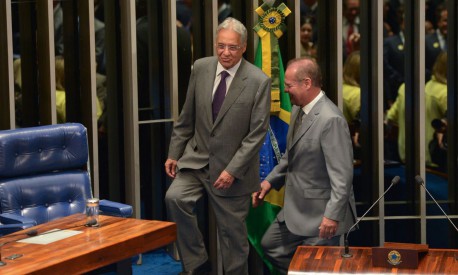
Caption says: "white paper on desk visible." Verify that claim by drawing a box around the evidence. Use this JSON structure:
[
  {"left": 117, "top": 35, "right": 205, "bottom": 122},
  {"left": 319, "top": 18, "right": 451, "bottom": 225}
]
[{"left": 18, "top": 229, "right": 83, "bottom": 245}]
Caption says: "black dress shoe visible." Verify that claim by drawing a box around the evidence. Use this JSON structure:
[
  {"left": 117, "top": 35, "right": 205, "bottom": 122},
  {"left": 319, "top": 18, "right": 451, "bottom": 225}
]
[{"left": 179, "top": 260, "right": 211, "bottom": 275}]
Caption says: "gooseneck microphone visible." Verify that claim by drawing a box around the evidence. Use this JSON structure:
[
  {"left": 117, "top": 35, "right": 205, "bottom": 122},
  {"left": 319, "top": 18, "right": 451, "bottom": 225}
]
[
  {"left": 342, "top": 175, "right": 400, "bottom": 258},
  {"left": 2, "top": 219, "right": 97, "bottom": 241},
  {"left": 415, "top": 175, "right": 458, "bottom": 232},
  {"left": 23, "top": 219, "right": 98, "bottom": 238}
]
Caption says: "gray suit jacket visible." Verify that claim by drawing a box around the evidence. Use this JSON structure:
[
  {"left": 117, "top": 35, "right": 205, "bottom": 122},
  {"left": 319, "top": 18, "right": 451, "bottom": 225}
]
[
  {"left": 168, "top": 57, "right": 271, "bottom": 197},
  {"left": 265, "top": 95, "right": 357, "bottom": 236}
]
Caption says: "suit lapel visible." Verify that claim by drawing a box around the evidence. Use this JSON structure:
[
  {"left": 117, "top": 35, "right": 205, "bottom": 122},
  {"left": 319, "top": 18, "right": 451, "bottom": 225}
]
[
  {"left": 288, "top": 97, "right": 325, "bottom": 150},
  {"left": 213, "top": 59, "right": 248, "bottom": 127},
  {"left": 206, "top": 59, "right": 219, "bottom": 126}
]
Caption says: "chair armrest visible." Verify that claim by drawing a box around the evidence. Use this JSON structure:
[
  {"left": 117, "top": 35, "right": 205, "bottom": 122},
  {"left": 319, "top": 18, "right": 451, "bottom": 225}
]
[
  {"left": 0, "top": 213, "right": 38, "bottom": 225},
  {"left": 99, "top": 200, "right": 133, "bottom": 218},
  {"left": 0, "top": 223, "right": 36, "bottom": 236},
  {"left": 0, "top": 214, "right": 36, "bottom": 236}
]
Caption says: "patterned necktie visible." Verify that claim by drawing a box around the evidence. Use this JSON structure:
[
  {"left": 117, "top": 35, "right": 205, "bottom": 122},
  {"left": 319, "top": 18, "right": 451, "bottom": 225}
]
[
  {"left": 293, "top": 109, "right": 305, "bottom": 138},
  {"left": 212, "top": 71, "right": 229, "bottom": 121}
]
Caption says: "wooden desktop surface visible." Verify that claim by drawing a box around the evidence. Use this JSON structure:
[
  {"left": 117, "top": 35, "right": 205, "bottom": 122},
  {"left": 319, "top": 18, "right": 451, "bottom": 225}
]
[
  {"left": 0, "top": 213, "right": 176, "bottom": 274},
  {"left": 289, "top": 246, "right": 458, "bottom": 274}
]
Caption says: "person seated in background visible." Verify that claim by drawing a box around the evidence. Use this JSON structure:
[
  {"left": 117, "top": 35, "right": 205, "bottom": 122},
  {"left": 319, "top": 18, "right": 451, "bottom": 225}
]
[
  {"left": 54, "top": 56, "right": 103, "bottom": 124},
  {"left": 342, "top": 51, "right": 361, "bottom": 159},
  {"left": 342, "top": 0, "right": 361, "bottom": 62},
  {"left": 430, "top": 116, "right": 447, "bottom": 172},
  {"left": 300, "top": 0, "right": 318, "bottom": 44},
  {"left": 383, "top": 4, "right": 404, "bottom": 109},
  {"left": 299, "top": 16, "right": 317, "bottom": 59},
  {"left": 13, "top": 58, "right": 23, "bottom": 127},
  {"left": 425, "top": 4, "right": 447, "bottom": 81},
  {"left": 385, "top": 52, "right": 447, "bottom": 168},
  {"left": 342, "top": 51, "right": 360, "bottom": 124},
  {"left": 425, "top": 52, "right": 447, "bottom": 171}
]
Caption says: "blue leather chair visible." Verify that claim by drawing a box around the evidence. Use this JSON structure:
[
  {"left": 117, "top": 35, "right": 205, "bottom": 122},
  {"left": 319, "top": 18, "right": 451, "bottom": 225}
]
[{"left": 0, "top": 123, "right": 132, "bottom": 235}]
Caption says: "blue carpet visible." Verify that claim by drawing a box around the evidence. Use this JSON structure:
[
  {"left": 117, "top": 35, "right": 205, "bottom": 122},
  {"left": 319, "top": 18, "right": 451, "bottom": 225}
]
[{"left": 132, "top": 248, "right": 182, "bottom": 275}]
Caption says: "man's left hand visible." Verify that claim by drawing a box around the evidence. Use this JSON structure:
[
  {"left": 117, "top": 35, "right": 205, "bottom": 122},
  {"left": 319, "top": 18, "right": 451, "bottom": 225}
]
[
  {"left": 213, "top": 170, "right": 235, "bottom": 190},
  {"left": 319, "top": 217, "right": 339, "bottom": 239}
]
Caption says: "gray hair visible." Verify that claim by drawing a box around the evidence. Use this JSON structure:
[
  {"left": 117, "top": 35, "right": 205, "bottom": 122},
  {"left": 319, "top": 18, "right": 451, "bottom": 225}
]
[{"left": 216, "top": 17, "right": 247, "bottom": 45}]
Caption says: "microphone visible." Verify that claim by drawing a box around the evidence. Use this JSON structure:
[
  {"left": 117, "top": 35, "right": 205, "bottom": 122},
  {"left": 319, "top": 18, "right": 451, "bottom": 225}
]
[
  {"left": 415, "top": 175, "right": 458, "bottom": 232},
  {"left": 0, "top": 230, "right": 38, "bottom": 266},
  {"left": 342, "top": 175, "right": 400, "bottom": 258},
  {"left": 23, "top": 219, "right": 98, "bottom": 238}
]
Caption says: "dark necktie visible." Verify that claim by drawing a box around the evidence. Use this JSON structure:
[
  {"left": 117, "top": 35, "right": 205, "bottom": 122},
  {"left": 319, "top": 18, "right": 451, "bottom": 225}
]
[
  {"left": 212, "top": 71, "right": 229, "bottom": 121},
  {"left": 293, "top": 109, "right": 305, "bottom": 138}
]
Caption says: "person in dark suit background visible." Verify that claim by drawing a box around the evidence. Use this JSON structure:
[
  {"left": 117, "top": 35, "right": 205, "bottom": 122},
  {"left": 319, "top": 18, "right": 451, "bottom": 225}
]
[
  {"left": 218, "top": 0, "right": 232, "bottom": 23},
  {"left": 425, "top": 4, "right": 447, "bottom": 81},
  {"left": 253, "top": 57, "right": 357, "bottom": 274},
  {"left": 164, "top": 18, "right": 271, "bottom": 275},
  {"left": 383, "top": 4, "right": 405, "bottom": 108},
  {"left": 343, "top": 0, "right": 360, "bottom": 58}
]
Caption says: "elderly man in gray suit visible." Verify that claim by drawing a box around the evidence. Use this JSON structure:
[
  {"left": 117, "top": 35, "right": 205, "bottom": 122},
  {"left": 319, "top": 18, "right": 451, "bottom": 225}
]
[
  {"left": 253, "top": 57, "right": 357, "bottom": 274},
  {"left": 165, "top": 17, "right": 271, "bottom": 275}
]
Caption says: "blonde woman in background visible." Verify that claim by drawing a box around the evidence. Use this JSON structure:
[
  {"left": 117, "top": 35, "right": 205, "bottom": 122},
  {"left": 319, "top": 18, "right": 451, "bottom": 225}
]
[
  {"left": 55, "top": 56, "right": 103, "bottom": 123},
  {"left": 342, "top": 51, "right": 361, "bottom": 124},
  {"left": 342, "top": 51, "right": 361, "bottom": 159},
  {"left": 386, "top": 52, "right": 447, "bottom": 167}
]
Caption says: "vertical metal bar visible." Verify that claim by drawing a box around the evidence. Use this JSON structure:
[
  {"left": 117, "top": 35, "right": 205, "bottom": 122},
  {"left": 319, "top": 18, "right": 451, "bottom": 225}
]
[
  {"left": 164, "top": 1, "right": 178, "bottom": 123},
  {"left": 286, "top": 0, "right": 300, "bottom": 59},
  {"left": 447, "top": 0, "right": 458, "bottom": 247},
  {"left": 360, "top": 0, "right": 384, "bottom": 245},
  {"left": 404, "top": 0, "right": 425, "bottom": 243},
  {"left": 0, "top": 0, "right": 15, "bottom": 130},
  {"left": 119, "top": 0, "right": 140, "bottom": 218},
  {"left": 18, "top": 0, "right": 39, "bottom": 127},
  {"left": 317, "top": 0, "right": 342, "bottom": 107},
  {"left": 36, "top": 0, "right": 56, "bottom": 125},
  {"left": 62, "top": 0, "right": 81, "bottom": 123},
  {"left": 78, "top": 0, "right": 99, "bottom": 197},
  {"left": 103, "top": 0, "right": 122, "bottom": 202}
]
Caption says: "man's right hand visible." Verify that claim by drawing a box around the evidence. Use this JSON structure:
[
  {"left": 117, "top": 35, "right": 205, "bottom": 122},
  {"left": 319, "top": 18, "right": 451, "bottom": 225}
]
[
  {"left": 252, "top": 180, "right": 272, "bottom": 207},
  {"left": 165, "top": 158, "right": 178, "bottom": 178}
]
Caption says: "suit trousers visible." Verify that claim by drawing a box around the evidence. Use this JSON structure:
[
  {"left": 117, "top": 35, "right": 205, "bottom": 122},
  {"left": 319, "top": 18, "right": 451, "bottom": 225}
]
[
  {"left": 165, "top": 167, "right": 251, "bottom": 274},
  {"left": 261, "top": 215, "right": 341, "bottom": 274}
]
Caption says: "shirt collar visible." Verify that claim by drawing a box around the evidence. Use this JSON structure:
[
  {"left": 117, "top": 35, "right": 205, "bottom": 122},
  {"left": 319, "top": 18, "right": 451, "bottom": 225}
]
[
  {"left": 303, "top": 91, "right": 324, "bottom": 115},
  {"left": 216, "top": 59, "right": 242, "bottom": 78}
]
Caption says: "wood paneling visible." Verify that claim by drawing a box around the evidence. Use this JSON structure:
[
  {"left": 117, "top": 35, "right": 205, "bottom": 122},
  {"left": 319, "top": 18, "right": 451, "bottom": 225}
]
[{"left": 289, "top": 246, "right": 458, "bottom": 274}]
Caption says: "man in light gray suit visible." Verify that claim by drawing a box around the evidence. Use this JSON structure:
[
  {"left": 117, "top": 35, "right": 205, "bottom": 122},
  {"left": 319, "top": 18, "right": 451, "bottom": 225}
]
[
  {"left": 165, "top": 17, "right": 271, "bottom": 275},
  {"left": 253, "top": 57, "right": 357, "bottom": 274}
]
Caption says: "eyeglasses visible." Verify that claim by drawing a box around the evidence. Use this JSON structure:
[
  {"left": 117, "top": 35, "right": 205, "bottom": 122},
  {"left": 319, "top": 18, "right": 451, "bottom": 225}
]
[
  {"left": 216, "top": 43, "right": 242, "bottom": 52},
  {"left": 285, "top": 78, "right": 311, "bottom": 89}
]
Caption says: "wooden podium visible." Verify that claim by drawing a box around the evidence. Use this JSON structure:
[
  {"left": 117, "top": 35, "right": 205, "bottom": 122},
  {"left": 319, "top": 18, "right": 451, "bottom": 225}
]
[{"left": 288, "top": 245, "right": 458, "bottom": 274}]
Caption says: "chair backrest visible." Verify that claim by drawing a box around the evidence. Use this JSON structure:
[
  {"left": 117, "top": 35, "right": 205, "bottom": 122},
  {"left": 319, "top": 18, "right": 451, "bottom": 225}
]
[{"left": 0, "top": 123, "right": 93, "bottom": 225}]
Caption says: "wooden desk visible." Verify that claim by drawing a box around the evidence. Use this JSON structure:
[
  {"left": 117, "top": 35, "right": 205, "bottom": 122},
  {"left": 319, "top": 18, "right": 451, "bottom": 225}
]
[
  {"left": 0, "top": 214, "right": 176, "bottom": 274},
  {"left": 289, "top": 246, "right": 458, "bottom": 274}
]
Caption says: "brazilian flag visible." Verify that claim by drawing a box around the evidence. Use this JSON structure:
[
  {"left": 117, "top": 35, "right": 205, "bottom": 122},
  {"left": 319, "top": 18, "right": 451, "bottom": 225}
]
[{"left": 246, "top": 3, "right": 291, "bottom": 274}]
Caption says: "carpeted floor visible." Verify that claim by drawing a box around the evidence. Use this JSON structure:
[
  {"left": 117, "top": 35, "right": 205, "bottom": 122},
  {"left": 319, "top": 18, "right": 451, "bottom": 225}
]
[{"left": 132, "top": 248, "right": 182, "bottom": 275}]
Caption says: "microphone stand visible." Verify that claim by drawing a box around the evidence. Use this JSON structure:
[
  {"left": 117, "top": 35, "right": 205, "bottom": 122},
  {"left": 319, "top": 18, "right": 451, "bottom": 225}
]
[
  {"left": 416, "top": 175, "right": 458, "bottom": 233},
  {"left": 342, "top": 176, "right": 400, "bottom": 258}
]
